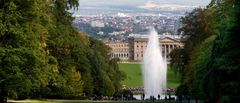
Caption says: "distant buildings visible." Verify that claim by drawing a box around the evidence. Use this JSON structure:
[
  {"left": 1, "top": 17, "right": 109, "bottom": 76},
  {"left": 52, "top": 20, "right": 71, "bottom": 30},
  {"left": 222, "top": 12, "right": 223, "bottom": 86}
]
[
  {"left": 90, "top": 21, "right": 105, "bottom": 27},
  {"left": 73, "top": 15, "right": 182, "bottom": 39},
  {"left": 104, "top": 34, "right": 183, "bottom": 63}
]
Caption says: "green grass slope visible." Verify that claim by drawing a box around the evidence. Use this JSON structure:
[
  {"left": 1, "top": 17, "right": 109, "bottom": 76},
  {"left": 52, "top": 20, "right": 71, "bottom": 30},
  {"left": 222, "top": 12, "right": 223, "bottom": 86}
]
[
  {"left": 119, "top": 63, "right": 180, "bottom": 88},
  {"left": 119, "top": 63, "right": 143, "bottom": 87}
]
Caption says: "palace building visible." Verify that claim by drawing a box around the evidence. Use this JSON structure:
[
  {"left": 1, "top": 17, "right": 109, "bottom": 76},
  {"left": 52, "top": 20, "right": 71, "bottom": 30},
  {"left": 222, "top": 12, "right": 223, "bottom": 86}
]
[
  {"left": 104, "top": 40, "right": 130, "bottom": 61},
  {"left": 104, "top": 34, "right": 183, "bottom": 63}
]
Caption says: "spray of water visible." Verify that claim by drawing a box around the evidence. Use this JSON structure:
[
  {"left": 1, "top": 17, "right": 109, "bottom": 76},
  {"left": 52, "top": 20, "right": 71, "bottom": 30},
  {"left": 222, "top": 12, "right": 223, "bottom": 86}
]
[{"left": 142, "top": 27, "right": 167, "bottom": 98}]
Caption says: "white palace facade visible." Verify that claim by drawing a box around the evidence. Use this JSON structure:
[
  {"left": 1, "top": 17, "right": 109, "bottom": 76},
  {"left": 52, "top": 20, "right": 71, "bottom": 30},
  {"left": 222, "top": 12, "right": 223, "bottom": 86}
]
[{"left": 104, "top": 34, "right": 183, "bottom": 63}]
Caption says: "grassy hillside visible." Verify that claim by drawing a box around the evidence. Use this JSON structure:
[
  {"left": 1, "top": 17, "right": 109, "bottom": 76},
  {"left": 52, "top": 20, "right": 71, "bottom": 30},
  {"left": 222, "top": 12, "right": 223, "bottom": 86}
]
[
  {"left": 119, "top": 63, "right": 180, "bottom": 88},
  {"left": 119, "top": 63, "right": 143, "bottom": 87}
]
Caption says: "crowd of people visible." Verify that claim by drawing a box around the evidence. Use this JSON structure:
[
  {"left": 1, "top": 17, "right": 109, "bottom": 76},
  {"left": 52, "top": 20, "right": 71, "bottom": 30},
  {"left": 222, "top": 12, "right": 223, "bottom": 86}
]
[
  {"left": 90, "top": 95, "right": 136, "bottom": 101},
  {"left": 90, "top": 87, "right": 177, "bottom": 101},
  {"left": 126, "top": 87, "right": 176, "bottom": 93},
  {"left": 127, "top": 87, "right": 144, "bottom": 92}
]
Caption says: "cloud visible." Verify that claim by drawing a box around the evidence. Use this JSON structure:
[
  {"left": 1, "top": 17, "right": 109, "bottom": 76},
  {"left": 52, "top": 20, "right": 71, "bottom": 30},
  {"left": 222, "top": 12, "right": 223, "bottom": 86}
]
[{"left": 138, "top": 1, "right": 198, "bottom": 10}]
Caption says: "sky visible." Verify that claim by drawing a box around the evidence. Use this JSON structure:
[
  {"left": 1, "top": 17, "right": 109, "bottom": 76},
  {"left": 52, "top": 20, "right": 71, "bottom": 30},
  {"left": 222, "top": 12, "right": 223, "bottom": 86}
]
[{"left": 78, "top": 0, "right": 211, "bottom": 7}]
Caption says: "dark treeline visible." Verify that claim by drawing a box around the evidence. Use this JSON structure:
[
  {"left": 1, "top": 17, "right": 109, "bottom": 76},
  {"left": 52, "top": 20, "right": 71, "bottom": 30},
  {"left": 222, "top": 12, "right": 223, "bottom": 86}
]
[
  {"left": 0, "top": 0, "right": 125, "bottom": 103},
  {"left": 170, "top": 0, "right": 240, "bottom": 102}
]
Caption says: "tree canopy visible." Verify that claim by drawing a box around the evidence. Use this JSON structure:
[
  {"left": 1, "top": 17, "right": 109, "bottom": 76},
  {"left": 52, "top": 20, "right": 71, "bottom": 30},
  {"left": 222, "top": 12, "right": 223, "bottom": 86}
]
[
  {"left": 0, "top": 0, "right": 125, "bottom": 102},
  {"left": 171, "top": 0, "right": 240, "bottom": 102}
]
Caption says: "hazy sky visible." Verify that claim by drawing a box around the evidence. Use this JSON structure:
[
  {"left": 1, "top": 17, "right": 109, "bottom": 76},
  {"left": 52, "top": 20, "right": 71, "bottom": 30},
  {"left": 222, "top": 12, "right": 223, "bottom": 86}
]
[{"left": 79, "top": 0, "right": 211, "bottom": 6}]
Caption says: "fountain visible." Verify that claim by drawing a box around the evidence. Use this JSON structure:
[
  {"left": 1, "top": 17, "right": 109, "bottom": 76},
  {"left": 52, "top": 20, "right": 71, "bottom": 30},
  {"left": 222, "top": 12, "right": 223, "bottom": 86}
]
[{"left": 142, "top": 27, "right": 167, "bottom": 99}]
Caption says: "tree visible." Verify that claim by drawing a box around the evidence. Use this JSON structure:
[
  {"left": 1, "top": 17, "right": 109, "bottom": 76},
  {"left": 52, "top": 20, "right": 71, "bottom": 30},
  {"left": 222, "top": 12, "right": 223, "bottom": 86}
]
[
  {"left": 190, "top": 35, "right": 217, "bottom": 100},
  {"left": 175, "top": 0, "right": 240, "bottom": 102},
  {"left": 172, "top": 8, "right": 216, "bottom": 93},
  {"left": 0, "top": 0, "right": 126, "bottom": 101},
  {"left": 203, "top": 1, "right": 240, "bottom": 102},
  {"left": 0, "top": 0, "right": 52, "bottom": 102}
]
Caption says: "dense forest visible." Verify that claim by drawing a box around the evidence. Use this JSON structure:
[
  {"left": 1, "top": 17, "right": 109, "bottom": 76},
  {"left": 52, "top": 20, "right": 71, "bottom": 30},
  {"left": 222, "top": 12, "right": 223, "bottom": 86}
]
[
  {"left": 170, "top": 0, "right": 240, "bottom": 102},
  {"left": 0, "top": 0, "right": 126, "bottom": 103}
]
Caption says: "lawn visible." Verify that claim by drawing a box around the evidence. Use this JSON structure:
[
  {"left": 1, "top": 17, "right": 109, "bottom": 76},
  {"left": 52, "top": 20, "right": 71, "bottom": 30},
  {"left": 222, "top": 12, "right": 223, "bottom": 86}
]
[{"left": 118, "top": 63, "right": 180, "bottom": 88}]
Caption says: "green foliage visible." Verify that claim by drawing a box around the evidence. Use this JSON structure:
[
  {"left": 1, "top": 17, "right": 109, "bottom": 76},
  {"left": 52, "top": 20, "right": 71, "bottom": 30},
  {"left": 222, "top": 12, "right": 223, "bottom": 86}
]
[
  {"left": 0, "top": 48, "right": 48, "bottom": 99},
  {"left": 0, "top": 0, "right": 126, "bottom": 102},
  {"left": 0, "top": 0, "right": 53, "bottom": 102},
  {"left": 86, "top": 38, "right": 125, "bottom": 96},
  {"left": 190, "top": 35, "right": 216, "bottom": 99},
  {"left": 169, "top": 49, "right": 185, "bottom": 83},
  {"left": 173, "top": 0, "right": 240, "bottom": 102},
  {"left": 204, "top": 1, "right": 240, "bottom": 102}
]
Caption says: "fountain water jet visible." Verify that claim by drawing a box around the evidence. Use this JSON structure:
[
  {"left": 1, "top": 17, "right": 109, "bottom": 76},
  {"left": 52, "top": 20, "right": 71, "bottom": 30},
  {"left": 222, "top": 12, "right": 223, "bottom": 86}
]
[{"left": 142, "top": 27, "right": 167, "bottom": 98}]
